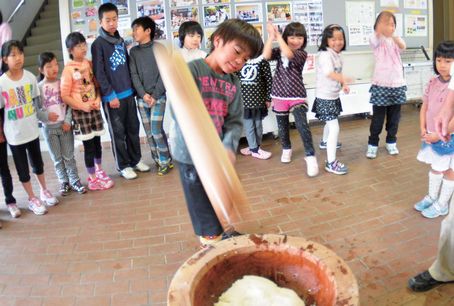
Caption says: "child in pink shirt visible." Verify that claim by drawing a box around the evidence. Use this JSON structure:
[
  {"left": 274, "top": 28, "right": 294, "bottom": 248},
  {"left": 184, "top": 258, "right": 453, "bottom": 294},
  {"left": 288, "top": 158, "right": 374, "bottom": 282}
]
[
  {"left": 366, "top": 11, "right": 407, "bottom": 159},
  {"left": 414, "top": 41, "right": 454, "bottom": 219}
]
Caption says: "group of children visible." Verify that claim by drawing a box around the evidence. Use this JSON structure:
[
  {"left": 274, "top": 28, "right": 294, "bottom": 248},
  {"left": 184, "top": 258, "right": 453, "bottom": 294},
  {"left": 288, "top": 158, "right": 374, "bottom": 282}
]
[{"left": 0, "top": 4, "right": 452, "bottom": 240}]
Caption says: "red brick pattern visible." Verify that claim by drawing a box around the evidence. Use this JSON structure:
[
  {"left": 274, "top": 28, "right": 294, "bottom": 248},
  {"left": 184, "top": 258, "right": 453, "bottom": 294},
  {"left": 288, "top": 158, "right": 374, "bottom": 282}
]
[{"left": 0, "top": 105, "right": 453, "bottom": 305}]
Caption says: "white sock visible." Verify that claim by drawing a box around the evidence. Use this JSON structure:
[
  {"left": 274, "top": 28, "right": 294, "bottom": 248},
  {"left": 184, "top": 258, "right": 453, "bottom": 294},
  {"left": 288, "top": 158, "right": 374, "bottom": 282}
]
[
  {"left": 322, "top": 123, "right": 329, "bottom": 143},
  {"left": 326, "top": 119, "right": 339, "bottom": 163},
  {"left": 428, "top": 171, "right": 443, "bottom": 201},
  {"left": 435, "top": 179, "right": 454, "bottom": 211}
]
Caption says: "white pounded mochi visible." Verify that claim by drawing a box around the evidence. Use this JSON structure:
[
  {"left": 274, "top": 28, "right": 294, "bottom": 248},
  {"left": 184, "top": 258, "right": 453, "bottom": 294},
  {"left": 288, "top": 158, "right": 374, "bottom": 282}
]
[{"left": 214, "top": 275, "right": 305, "bottom": 306}]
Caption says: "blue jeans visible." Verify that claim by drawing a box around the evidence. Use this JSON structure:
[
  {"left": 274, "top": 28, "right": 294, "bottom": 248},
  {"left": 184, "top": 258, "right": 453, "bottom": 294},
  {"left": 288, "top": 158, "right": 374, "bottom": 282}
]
[{"left": 178, "top": 162, "right": 223, "bottom": 236}]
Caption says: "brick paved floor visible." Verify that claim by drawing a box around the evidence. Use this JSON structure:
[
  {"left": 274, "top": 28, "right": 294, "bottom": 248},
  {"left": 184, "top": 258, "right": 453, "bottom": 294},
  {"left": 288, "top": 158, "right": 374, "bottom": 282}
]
[{"left": 0, "top": 104, "right": 453, "bottom": 305}]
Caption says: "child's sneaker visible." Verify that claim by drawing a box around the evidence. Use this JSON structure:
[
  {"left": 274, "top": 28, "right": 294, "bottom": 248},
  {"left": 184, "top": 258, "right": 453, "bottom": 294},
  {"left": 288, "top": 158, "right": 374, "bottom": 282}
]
[
  {"left": 88, "top": 177, "right": 108, "bottom": 191},
  {"left": 7, "top": 204, "right": 21, "bottom": 218},
  {"left": 28, "top": 197, "right": 47, "bottom": 215},
  {"left": 96, "top": 169, "right": 115, "bottom": 188},
  {"left": 134, "top": 160, "right": 151, "bottom": 172},
  {"left": 386, "top": 143, "right": 399, "bottom": 155},
  {"left": 414, "top": 195, "right": 435, "bottom": 212},
  {"left": 240, "top": 147, "right": 251, "bottom": 156},
  {"left": 366, "top": 145, "right": 378, "bottom": 159},
  {"left": 319, "top": 141, "right": 342, "bottom": 150},
  {"left": 251, "top": 148, "right": 272, "bottom": 160},
  {"left": 281, "top": 149, "right": 292, "bottom": 163},
  {"left": 59, "top": 182, "right": 71, "bottom": 196},
  {"left": 71, "top": 180, "right": 87, "bottom": 194},
  {"left": 199, "top": 234, "right": 222, "bottom": 246},
  {"left": 421, "top": 202, "right": 448, "bottom": 218},
  {"left": 158, "top": 164, "right": 173, "bottom": 176},
  {"left": 120, "top": 167, "right": 138, "bottom": 180},
  {"left": 304, "top": 155, "right": 319, "bottom": 177},
  {"left": 325, "top": 160, "right": 348, "bottom": 175},
  {"left": 40, "top": 189, "right": 59, "bottom": 206}
]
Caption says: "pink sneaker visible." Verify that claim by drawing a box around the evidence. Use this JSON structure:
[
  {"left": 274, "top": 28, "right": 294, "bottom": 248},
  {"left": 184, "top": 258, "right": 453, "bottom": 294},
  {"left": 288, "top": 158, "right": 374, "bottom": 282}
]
[
  {"left": 96, "top": 169, "right": 114, "bottom": 188},
  {"left": 251, "top": 148, "right": 272, "bottom": 160},
  {"left": 240, "top": 147, "right": 251, "bottom": 156},
  {"left": 88, "top": 177, "right": 109, "bottom": 191}
]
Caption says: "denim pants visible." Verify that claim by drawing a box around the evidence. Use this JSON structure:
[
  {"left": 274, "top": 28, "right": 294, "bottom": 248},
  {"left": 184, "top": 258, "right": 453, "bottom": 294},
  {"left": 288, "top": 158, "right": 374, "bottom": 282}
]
[{"left": 177, "top": 162, "right": 223, "bottom": 236}]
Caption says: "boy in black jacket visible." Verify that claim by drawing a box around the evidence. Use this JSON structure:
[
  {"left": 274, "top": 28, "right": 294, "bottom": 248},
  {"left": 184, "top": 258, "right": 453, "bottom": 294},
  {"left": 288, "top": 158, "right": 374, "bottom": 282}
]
[{"left": 91, "top": 3, "right": 150, "bottom": 179}]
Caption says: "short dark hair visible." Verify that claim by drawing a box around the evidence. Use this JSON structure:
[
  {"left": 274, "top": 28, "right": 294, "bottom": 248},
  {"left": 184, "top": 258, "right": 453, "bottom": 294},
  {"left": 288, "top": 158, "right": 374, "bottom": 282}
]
[
  {"left": 318, "top": 24, "right": 346, "bottom": 52},
  {"left": 98, "top": 2, "right": 118, "bottom": 20},
  {"left": 374, "top": 11, "right": 396, "bottom": 31},
  {"left": 1, "top": 40, "right": 24, "bottom": 73},
  {"left": 433, "top": 41, "right": 454, "bottom": 75},
  {"left": 0, "top": 11, "right": 3, "bottom": 24},
  {"left": 282, "top": 22, "right": 307, "bottom": 50},
  {"left": 210, "top": 19, "right": 263, "bottom": 59},
  {"left": 178, "top": 21, "right": 204, "bottom": 48},
  {"left": 65, "top": 32, "right": 86, "bottom": 60},
  {"left": 37, "top": 52, "right": 57, "bottom": 81},
  {"left": 131, "top": 17, "right": 156, "bottom": 40}
]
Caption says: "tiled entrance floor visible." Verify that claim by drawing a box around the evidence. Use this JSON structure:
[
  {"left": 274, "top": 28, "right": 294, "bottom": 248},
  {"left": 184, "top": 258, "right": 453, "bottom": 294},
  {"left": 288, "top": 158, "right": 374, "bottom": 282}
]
[{"left": 0, "top": 104, "right": 453, "bottom": 305}]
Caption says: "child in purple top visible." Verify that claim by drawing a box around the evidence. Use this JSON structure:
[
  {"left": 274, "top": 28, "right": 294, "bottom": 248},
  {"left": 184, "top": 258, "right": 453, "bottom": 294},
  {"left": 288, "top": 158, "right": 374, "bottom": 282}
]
[
  {"left": 366, "top": 11, "right": 407, "bottom": 159},
  {"left": 414, "top": 41, "right": 454, "bottom": 219},
  {"left": 263, "top": 21, "right": 318, "bottom": 177}
]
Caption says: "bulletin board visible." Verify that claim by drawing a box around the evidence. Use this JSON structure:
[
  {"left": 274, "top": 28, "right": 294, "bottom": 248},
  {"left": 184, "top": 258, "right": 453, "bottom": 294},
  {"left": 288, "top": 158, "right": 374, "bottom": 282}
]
[{"left": 63, "top": 0, "right": 431, "bottom": 56}]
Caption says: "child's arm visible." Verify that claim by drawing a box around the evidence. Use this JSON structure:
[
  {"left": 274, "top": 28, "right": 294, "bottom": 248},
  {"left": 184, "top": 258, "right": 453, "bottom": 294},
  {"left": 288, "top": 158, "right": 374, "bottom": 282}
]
[
  {"left": 419, "top": 102, "right": 428, "bottom": 137},
  {"left": 62, "top": 106, "right": 72, "bottom": 132},
  {"left": 91, "top": 42, "right": 120, "bottom": 108},
  {"left": 222, "top": 78, "right": 244, "bottom": 162},
  {"left": 34, "top": 96, "right": 58, "bottom": 123},
  {"left": 392, "top": 36, "right": 406, "bottom": 50},
  {"left": 129, "top": 49, "right": 147, "bottom": 99},
  {"left": 275, "top": 29, "right": 294, "bottom": 60},
  {"left": 262, "top": 22, "right": 276, "bottom": 60}
]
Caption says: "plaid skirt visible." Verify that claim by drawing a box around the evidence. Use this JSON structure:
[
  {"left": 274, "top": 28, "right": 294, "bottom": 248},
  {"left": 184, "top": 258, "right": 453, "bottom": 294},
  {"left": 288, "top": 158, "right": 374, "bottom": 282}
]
[
  {"left": 72, "top": 109, "right": 105, "bottom": 141},
  {"left": 311, "top": 97, "right": 343, "bottom": 121},
  {"left": 369, "top": 85, "right": 407, "bottom": 106}
]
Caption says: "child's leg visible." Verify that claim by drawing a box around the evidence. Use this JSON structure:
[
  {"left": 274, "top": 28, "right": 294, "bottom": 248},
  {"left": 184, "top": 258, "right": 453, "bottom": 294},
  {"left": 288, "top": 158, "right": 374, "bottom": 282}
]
[
  {"left": 124, "top": 96, "right": 141, "bottom": 167},
  {"left": 428, "top": 170, "right": 444, "bottom": 201},
  {"left": 243, "top": 117, "right": 259, "bottom": 151},
  {"left": 325, "top": 119, "right": 339, "bottom": 163},
  {"left": 292, "top": 106, "right": 315, "bottom": 156},
  {"left": 385, "top": 104, "right": 402, "bottom": 144},
  {"left": 0, "top": 141, "right": 16, "bottom": 205},
  {"left": 82, "top": 138, "right": 97, "bottom": 179},
  {"left": 9, "top": 142, "right": 35, "bottom": 199},
  {"left": 275, "top": 113, "right": 291, "bottom": 149},
  {"left": 59, "top": 129, "right": 79, "bottom": 185},
  {"left": 254, "top": 112, "right": 264, "bottom": 148},
  {"left": 93, "top": 136, "right": 103, "bottom": 170},
  {"left": 322, "top": 123, "right": 329, "bottom": 143},
  {"left": 368, "top": 105, "right": 387, "bottom": 146},
  {"left": 137, "top": 99, "right": 159, "bottom": 165},
  {"left": 435, "top": 169, "right": 454, "bottom": 212},
  {"left": 177, "top": 162, "right": 224, "bottom": 237},
  {"left": 150, "top": 98, "right": 172, "bottom": 167},
  {"left": 43, "top": 127, "right": 68, "bottom": 184}
]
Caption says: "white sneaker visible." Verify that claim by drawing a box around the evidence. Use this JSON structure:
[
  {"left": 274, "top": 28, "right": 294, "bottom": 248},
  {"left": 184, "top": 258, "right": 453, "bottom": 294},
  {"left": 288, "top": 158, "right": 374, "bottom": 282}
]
[
  {"left": 385, "top": 143, "right": 399, "bottom": 155},
  {"left": 28, "top": 197, "right": 48, "bottom": 215},
  {"left": 40, "top": 189, "right": 59, "bottom": 206},
  {"left": 366, "top": 145, "right": 378, "bottom": 159},
  {"left": 7, "top": 204, "right": 21, "bottom": 218},
  {"left": 120, "top": 167, "right": 138, "bottom": 180},
  {"left": 134, "top": 161, "right": 151, "bottom": 172},
  {"left": 304, "top": 155, "right": 319, "bottom": 177},
  {"left": 281, "top": 149, "right": 292, "bottom": 163}
]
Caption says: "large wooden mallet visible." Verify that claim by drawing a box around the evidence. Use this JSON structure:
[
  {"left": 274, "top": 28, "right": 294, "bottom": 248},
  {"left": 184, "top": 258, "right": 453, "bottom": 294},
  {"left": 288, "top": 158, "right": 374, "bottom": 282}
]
[{"left": 154, "top": 44, "right": 248, "bottom": 233}]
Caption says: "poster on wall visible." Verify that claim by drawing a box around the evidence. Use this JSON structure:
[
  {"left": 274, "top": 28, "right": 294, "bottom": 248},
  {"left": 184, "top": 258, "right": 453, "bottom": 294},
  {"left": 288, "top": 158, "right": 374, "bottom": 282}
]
[
  {"left": 380, "top": 0, "right": 399, "bottom": 7},
  {"left": 137, "top": 0, "right": 165, "bottom": 20},
  {"left": 266, "top": 2, "right": 291, "bottom": 22},
  {"left": 204, "top": 27, "right": 216, "bottom": 49},
  {"left": 202, "top": 0, "right": 230, "bottom": 3},
  {"left": 118, "top": 17, "right": 134, "bottom": 48},
  {"left": 171, "top": 0, "right": 197, "bottom": 7},
  {"left": 395, "top": 13, "right": 403, "bottom": 37},
  {"left": 293, "top": 0, "right": 323, "bottom": 46},
  {"left": 405, "top": 14, "right": 427, "bottom": 37},
  {"left": 235, "top": 3, "right": 262, "bottom": 23},
  {"left": 102, "top": 0, "right": 130, "bottom": 16},
  {"left": 253, "top": 23, "right": 263, "bottom": 39},
  {"left": 171, "top": 7, "right": 199, "bottom": 30},
  {"left": 203, "top": 5, "right": 230, "bottom": 27},
  {"left": 88, "top": 19, "right": 98, "bottom": 32},
  {"left": 404, "top": 0, "right": 428, "bottom": 9},
  {"left": 72, "top": 0, "right": 84, "bottom": 9},
  {"left": 346, "top": 1, "right": 375, "bottom": 46},
  {"left": 86, "top": 0, "right": 97, "bottom": 6},
  {"left": 85, "top": 7, "right": 97, "bottom": 17}
]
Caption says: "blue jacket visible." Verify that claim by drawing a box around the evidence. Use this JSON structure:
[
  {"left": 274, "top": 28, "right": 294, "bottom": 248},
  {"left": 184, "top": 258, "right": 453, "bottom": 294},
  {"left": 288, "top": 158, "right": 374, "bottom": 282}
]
[{"left": 91, "top": 28, "right": 133, "bottom": 103}]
